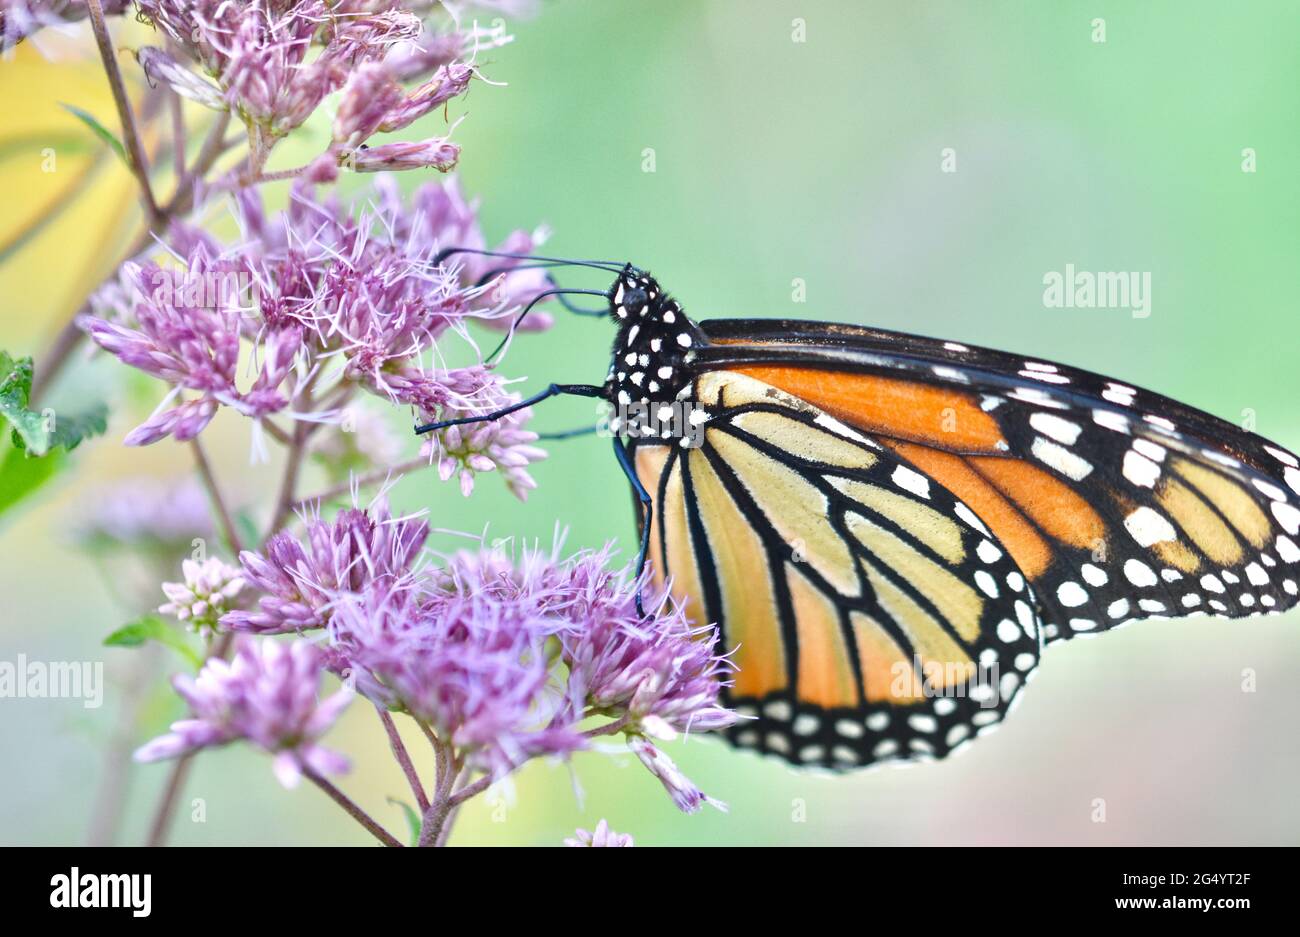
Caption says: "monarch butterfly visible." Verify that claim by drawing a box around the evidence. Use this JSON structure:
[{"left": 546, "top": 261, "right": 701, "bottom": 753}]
[{"left": 417, "top": 250, "right": 1300, "bottom": 771}]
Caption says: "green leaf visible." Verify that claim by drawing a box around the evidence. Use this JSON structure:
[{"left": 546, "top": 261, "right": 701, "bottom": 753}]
[
  {"left": 0, "top": 351, "right": 108, "bottom": 461},
  {"left": 387, "top": 797, "right": 423, "bottom": 846},
  {"left": 0, "top": 439, "right": 64, "bottom": 517},
  {"left": 0, "top": 351, "right": 50, "bottom": 455},
  {"left": 104, "top": 615, "right": 204, "bottom": 670},
  {"left": 47, "top": 402, "right": 108, "bottom": 453},
  {"left": 59, "top": 103, "right": 127, "bottom": 166}
]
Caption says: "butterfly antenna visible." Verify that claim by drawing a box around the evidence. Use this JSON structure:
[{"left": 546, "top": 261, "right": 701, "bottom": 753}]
[
  {"left": 484, "top": 287, "right": 611, "bottom": 364},
  {"left": 435, "top": 246, "right": 630, "bottom": 275}
]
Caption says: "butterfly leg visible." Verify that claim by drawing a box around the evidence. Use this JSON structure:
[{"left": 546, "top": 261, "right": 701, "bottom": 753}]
[
  {"left": 611, "top": 436, "right": 653, "bottom": 617},
  {"left": 413, "top": 383, "right": 604, "bottom": 435}
]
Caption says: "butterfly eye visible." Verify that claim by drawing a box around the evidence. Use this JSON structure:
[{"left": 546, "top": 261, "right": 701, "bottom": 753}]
[{"left": 620, "top": 285, "right": 648, "bottom": 315}]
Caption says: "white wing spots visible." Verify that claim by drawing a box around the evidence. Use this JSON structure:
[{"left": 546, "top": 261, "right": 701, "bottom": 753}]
[
  {"left": 1276, "top": 535, "right": 1300, "bottom": 563},
  {"left": 932, "top": 365, "right": 970, "bottom": 383},
  {"left": 907, "top": 714, "right": 938, "bottom": 734},
  {"left": 1245, "top": 562, "right": 1270, "bottom": 586},
  {"left": 1161, "top": 568, "right": 1182, "bottom": 582},
  {"left": 1271, "top": 501, "right": 1300, "bottom": 535},
  {"left": 976, "top": 539, "right": 1002, "bottom": 563},
  {"left": 1102, "top": 382, "right": 1136, "bottom": 406},
  {"left": 1023, "top": 361, "right": 1058, "bottom": 373},
  {"left": 1265, "top": 445, "right": 1299, "bottom": 468},
  {"left": 1020, "top": 368, "right": 1071, "bottom": 385},
  {"left": 1181, "top": 593, "right": 1202, "bottom": 608},
  {"left": 890, "top": 464, "right": 930, "bottom": 498},
  {"left": 1080, "top": 563, "right": 1108, "bottom": 587},
  {"left": 873, "top": 739, "right": 899, "bottom": 757},
  {"left": 1057, "top": 581, "right": 1089, "bottom": 607},
  {"left": 1006, "top": 570, "right": 1025, "bottom": 592},
  {"left": 1124, "top": 506, "right": 1177, "bottom": 546},
  {"left": 676, "top": 332, "right": 692, "bottom": 348},
  {"left": 1199, "top": 573, "right": 1225, "bottom": 594},
  {"left": 1029, "top": 412, "right": 1082, "bottom": 445},
  {"left": 662, "top": 309, "right": 676, "bottom": 324},
  {"left": 836, "top": 718, "right": 865, "bottom": 738},
  {"left": 1014, "top": 652, "right": 1036, "bottom": 671},
  {"left": 955, "top": 502, "right": 989, "bottom": 534},
  {"left": 1286, "top": 580, "right": 1299, "bottom": 595},
  {"left": 865, "top": 712, "right": 890, "bottom": 732},
  {"left": 1009, "top": 386, "right": 1069, "bottom": 410},
  {"left": 1144, "top": 414, "right": 1177, "bottom": 433},
  {"left": 946, "top": 724, "right": 971, "bottom": 746},
  {"left": 1254, "top": 478, "right": 1287, "bottom": 502},
  {"left": 1123, "top": 558, "right": 1158, "bottom": 587},
  {"left": 1031, "top": 436, "right": 1093, "bottom": 480},
  {"left": 812, "top": 413, "right": 875, "bottom": 446},
  {"left": 974, "top": 569, "right": 1000, "bottom": 598},
  {"left": 1132, "top": 439, "right": 1167, "bottom": 462},
  {"left": 764, "top": 699, "right": 793, "bottom": 721},
  {"left": 1093, "top": 409, "right": 1130, "bottom": 434},
  {"left": 792, "top": 714, "right": 819, "bottom": 736},
  {"left": 943, "top": 341, "right": 969, "bottom": 352},
  {"left": 996, "top": 619, "right": 1021, "bottom": 643},
  {"left": 1138, "top": 599, "right": 1166, "bottom": 613},
  {"left": 980, "top": 395, "right": 1005, "bottom": 412},
  {"left": 1015, "top": 599, "right": 1035, "bottom": 634},
  {"left": 1070, "top": 617, "right": 1098, "bottom": 632},
  {"left": 1123, "top": 449, "right": 1161, "bottom": 488},
  {"left": 1107, "top": 598, "right": 1130, "bottom": 619}
]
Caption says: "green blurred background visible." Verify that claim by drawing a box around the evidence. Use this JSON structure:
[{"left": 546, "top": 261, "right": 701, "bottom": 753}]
[{"left": 2, "top": 0, "right": 1299, "bottom": 845}]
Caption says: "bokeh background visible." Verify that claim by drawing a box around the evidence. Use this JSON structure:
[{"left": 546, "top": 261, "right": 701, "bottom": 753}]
[{"left": 3, "top": 0, "right": 1299, "bottom": 845}]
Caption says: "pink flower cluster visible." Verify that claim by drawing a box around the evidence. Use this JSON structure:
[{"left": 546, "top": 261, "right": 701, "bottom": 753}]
[
  {"left": 138, "top": 502, "right": 739, "bottom": 810},
  {"left": 83, "top": 176, "right": 551, "bottom": 496}
]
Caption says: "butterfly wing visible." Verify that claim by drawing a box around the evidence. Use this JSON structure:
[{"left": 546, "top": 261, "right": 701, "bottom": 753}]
[
  {"left": 633, "top": 370, "right": 1043, "bottom": 770},
  {"left": 693, "top": 319, "right": 1300, "bottom": 642}
]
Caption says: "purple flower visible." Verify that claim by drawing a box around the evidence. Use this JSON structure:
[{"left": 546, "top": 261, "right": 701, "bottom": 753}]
[
  {"left": 222, "top": 499, "right": 429, "bottom": 634},
  {"left": 627, "top": 734, "right": 727, "bottom": 814},
  {"left": 135, "top": 637, "right": 352, "bottom": 788},
  {"left": 346, "top": 137, "right": 461, "bottom": 173},
  {"left": 134, "top": 46, "right": 226, "bottom": 111},
  {"left": 80, "top": 251, "right": 303, "bottom": 445},
  {"left": 327, "top": 579, "right": 585, "bottom": 780},
  {"left": 159, "top": 557, "right": 246, "bottom": 634},
  {"left": 564, "top": 819, "right": 633, "bottom": 847},
  {"left": 562, "top": 583, "right": 739, "bottom": 738}
]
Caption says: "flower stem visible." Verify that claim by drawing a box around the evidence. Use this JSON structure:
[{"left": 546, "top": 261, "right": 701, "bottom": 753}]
[
  {"left": 377, "top": 707, "right": 428, "bottom": 813},
  {"left": 190, "top": 439, "right": 244, "bottom": 555},
  {"left": 304, "top": 768, "right": 403, "bottom": 848},
  {"left": 85, "top": 0, "right": 162, "bottom": 227}
]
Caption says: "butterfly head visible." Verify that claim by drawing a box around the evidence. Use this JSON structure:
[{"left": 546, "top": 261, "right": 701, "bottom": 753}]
[{"left": 605, "top": 266, "right": 706, "bottom": 440}]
